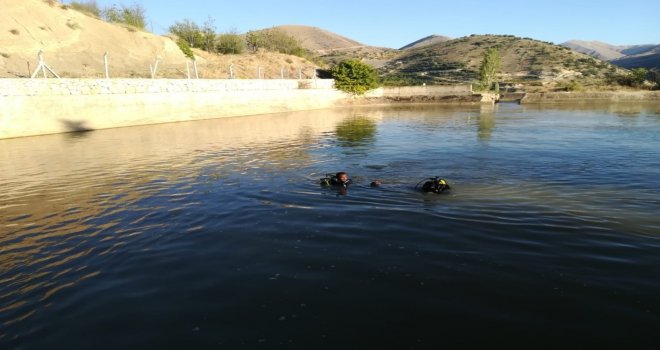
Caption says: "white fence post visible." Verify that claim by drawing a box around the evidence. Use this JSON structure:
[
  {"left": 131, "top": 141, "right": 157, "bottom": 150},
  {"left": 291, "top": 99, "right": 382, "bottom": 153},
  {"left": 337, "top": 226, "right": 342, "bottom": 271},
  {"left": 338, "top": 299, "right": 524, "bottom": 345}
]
[
  {"left": 104, "top": 52, "right": 109, "bottom": 79},
  {"left": 30, "top": 50, "right": 60, "bottom": 79},
  {"left": 193, "top": 59, "right": 199, "bottom": 79}
]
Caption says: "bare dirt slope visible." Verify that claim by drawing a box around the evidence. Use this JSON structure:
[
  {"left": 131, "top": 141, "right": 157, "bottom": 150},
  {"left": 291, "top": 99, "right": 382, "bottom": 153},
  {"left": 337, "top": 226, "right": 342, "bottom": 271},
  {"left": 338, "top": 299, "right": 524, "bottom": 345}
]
[
  {"left": 0, "top": 1, "right": 319, "bottom": 78},
  {"left": 0, "top": 0, "right": 190, "bottom": 78}
]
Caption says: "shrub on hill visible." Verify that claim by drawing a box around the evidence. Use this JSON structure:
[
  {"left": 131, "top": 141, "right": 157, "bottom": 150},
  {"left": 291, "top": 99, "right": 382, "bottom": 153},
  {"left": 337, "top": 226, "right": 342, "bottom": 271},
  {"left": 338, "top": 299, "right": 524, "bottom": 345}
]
[
  {"left": 246, "top": 28, "right": 306, "bottom": 56},
  {"left": 331, "top": 59, "right": 380, "bottom": 95},
  {"left": 176, "top": 38, "right": 195, "bottom": 59},
  {"left": 102, "top": 3, "right": 146, "bottom": 30},
  {"left": 170, "top": 19, "right": 204, "bottom": 49},
  {"left": 217, "top": 33, "right": 245, "bottom": 54},
  {"left": 70, "top": 0, "right": 101, "bottom": 17}
]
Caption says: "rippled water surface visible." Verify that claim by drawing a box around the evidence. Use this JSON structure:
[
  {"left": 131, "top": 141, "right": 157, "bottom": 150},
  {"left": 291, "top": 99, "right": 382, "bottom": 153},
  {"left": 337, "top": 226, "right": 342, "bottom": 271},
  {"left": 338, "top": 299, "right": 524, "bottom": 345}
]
[{"left": 2, "top": 103, "right": 660, "bottom": 349}]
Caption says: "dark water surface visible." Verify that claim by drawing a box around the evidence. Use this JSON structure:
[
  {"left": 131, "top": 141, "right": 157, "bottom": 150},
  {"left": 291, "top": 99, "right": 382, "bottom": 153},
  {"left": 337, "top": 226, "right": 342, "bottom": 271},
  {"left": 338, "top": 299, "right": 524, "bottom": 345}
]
[{"left": 2, "top": 103, "right": 660, "bottom": 349}]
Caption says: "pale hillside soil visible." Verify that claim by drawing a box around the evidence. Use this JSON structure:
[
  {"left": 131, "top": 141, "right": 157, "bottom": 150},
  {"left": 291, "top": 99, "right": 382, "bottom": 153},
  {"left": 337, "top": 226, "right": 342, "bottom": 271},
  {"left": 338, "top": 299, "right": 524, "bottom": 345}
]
[
  {"left": 0, "top": 0, "right": 189, "bottom": 78},
  {"left": 0, "top": 1, "right": 318, "bottom": 78}
]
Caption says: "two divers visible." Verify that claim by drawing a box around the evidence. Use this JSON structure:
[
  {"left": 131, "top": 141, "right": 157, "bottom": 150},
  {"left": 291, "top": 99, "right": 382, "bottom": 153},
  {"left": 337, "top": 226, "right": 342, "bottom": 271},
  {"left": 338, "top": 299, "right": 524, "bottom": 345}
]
[{"left": 320, "top": 172, "right": 451, "bottom": 194}]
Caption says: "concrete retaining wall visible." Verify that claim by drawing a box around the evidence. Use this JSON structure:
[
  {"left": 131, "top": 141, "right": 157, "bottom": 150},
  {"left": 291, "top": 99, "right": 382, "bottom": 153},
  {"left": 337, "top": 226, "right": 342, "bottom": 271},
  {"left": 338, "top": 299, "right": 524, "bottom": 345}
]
[
  {"left": 0, "top": 78, "right": 346, "bottom": 139},
  {"left": 0, "top": 79, "right": 491, "bottom": 139},
  {"left": 521, "top": 91, "right": 660, "bottom": 103},
  {"left": 366, "top": 85, "right": 472, "bottom": 98}
]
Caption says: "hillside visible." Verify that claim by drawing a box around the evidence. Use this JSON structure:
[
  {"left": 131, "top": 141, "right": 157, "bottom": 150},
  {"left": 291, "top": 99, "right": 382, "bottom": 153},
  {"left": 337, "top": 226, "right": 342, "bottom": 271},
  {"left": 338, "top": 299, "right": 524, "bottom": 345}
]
[
  {"left": 400, "top": 35, "right": 452, "bottom": 50},
  {"left": 380, "top": 35, "right": 627, "bottom": 89},
  {"left": 266, "top": 25, "right": 398, "bottom": 68},
  {"left": 0, "top": 1, "right": 318, "bottom": 78},
  {"left": 0, "top": 0, "right": 190, "bottom": 78}
]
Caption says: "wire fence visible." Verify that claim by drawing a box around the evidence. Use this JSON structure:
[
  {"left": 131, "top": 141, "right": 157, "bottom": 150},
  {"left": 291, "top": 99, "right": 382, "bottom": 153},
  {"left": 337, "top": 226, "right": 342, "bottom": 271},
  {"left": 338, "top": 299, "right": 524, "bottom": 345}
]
[{"left": 18, "top": 50, "right": 321, "bottom": 80}]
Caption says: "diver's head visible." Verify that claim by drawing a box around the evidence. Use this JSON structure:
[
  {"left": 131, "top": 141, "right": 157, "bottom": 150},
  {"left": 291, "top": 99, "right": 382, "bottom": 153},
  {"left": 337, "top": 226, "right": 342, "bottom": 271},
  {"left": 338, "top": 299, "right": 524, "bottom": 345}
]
[
  {"left": 336, "top": 172, "right": 349, "bottom": 184},
  {"left": 421, "top": 178, "right": 450, "bottom": 193}
]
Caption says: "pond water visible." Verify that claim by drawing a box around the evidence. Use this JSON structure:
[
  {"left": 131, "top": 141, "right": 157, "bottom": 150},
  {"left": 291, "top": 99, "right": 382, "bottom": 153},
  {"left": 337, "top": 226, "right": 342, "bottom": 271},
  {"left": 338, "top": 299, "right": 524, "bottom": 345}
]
[{"left": 1, "top": 103, "right": 660, "bottom": 349}]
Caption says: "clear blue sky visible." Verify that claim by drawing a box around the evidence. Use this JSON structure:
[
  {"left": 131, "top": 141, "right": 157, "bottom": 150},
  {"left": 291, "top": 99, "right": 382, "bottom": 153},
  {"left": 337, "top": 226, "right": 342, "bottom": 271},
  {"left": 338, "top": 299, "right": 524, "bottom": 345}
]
[{"left": 89, "top": 0, "right": 659, "bottom": 48}]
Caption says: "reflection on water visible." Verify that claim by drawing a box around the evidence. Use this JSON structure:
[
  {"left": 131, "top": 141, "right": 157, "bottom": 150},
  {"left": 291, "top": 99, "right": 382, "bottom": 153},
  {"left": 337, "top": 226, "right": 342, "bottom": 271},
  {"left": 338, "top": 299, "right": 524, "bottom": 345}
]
[
  {"left": 1, "top": 103, "right": 660, "bottom": 349},
  {"left": 334, "top": 116, "right": 378, "bottom": 147},
  {"left": 477, "top": 104, "right": 496, "bottom": 140}
]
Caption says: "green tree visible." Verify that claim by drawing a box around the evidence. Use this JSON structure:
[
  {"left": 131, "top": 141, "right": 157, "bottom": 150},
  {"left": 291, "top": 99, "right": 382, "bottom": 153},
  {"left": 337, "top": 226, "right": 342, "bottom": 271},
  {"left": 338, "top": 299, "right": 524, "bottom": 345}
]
[
  {"left": 245, "top": 30, "right": 265, "bottom": 52},
  {"left": 200, "top": 16, "right": 217, "bottom": 53},
  {"left": 331, "top": 59, "right": 380, "bottom": 95},
  {"left": 479, "top": 48, "right": 500, "bottom": 90},
  {"left": 169, "top": 19, "right": 203, "bottom": 48},
  {"left": 217, "top": 32, "right": 245, "bottom": 54}
]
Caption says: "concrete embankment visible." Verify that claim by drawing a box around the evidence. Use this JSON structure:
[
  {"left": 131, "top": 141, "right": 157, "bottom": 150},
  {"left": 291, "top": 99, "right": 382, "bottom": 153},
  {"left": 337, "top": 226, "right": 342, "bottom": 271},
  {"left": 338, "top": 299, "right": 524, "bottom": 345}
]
[
  {"left": 362, "top": 85, "right": 498, "bottom": 104},
  {"left": 0, "top": 80, "right": 490, "bottom": 139},
  {"left": 520, "top": 91, "right": 660, "bottom": 104},
  {"left": 0, "top": 78, "right": 347, "bottom": 139}
]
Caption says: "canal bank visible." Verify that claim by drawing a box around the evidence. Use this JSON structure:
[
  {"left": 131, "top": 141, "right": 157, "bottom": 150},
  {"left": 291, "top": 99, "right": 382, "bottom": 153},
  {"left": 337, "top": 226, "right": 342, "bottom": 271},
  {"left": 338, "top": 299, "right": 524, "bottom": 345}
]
[
  {"left": 0, "top": 79, "right": 485, "bottom": 139},
  {"left": 520, "top": 91, "right": 660, "bottom": 103}
]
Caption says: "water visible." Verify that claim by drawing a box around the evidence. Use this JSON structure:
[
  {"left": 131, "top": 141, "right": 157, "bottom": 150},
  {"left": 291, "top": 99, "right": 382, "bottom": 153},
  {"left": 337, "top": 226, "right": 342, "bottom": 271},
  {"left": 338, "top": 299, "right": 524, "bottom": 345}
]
[{"left": 1, "top": 103, "right": 660, "bottom": 349}]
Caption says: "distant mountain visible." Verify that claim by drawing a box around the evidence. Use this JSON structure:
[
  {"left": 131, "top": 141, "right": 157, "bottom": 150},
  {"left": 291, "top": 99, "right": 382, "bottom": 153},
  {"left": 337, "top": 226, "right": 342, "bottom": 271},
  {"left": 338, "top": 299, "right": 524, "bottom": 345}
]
[
  {"left": 562, "top": 40, "right": 625, "bottom": 60},
  {"left": 271, "top": 25, "right": 363, "bottom": 53},
  {"left": 381, "top": 35, "right": 624, "bottom": 87},
  {"left": 400, "top": 35, "right": 452, "bottom": 50},
  {"left": 611, "top": 45, "right": 660, "bottom": 69},
  {"left": 263, "top": 25, "right": 400, "bottom": 68},
  {"left": 562, "top": 40, "right": 658, "bottom": 70},
  {"left": 620, "top": 44, "right": 657, "bottom": 56}
]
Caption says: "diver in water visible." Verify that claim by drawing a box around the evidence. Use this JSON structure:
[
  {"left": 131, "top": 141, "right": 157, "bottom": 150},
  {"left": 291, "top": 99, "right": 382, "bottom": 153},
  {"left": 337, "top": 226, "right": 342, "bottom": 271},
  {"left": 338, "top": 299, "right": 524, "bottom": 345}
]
[
  {"left": 320, "top": 172, "right": 351, "bottom": 195},
  {"left": 321, "top": 173, "right": 450, "bottom": 194},
  {"left": 320, "top": 172, "right": 351, "bottom": 188},
  {"left": 417, "top": 177, "right": 451, "bottom": 193}
]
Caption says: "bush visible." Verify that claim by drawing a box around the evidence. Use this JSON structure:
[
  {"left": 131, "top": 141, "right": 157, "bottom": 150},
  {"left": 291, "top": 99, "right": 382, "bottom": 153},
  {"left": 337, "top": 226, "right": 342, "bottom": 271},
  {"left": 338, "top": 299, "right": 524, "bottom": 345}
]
[
  {"left": 217, "top": 33, "right": 245, "bottom": 54},
  {"left": 170, "top": 19, "right": 203, "bottom": 48},
  {"left": 331, "top": 59, "right": 380, "bottom": 95},
  {"left": 102, "top": 3, "right": 146, "bottom": 30},
  {"left": 70, "top": 0, "right": 101, "bottom": 17},
  {"left": 557, "top": 81, "right": 584, "bottom": 92},
  {"left": 245, "top": 28, "right": 306, "bottom": 56},
  {"left": 176, "top": 38, "right": 194, "bottom": 59},
  {"left": 607, "top": 68, "right": 649, "bottom": 88}
]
